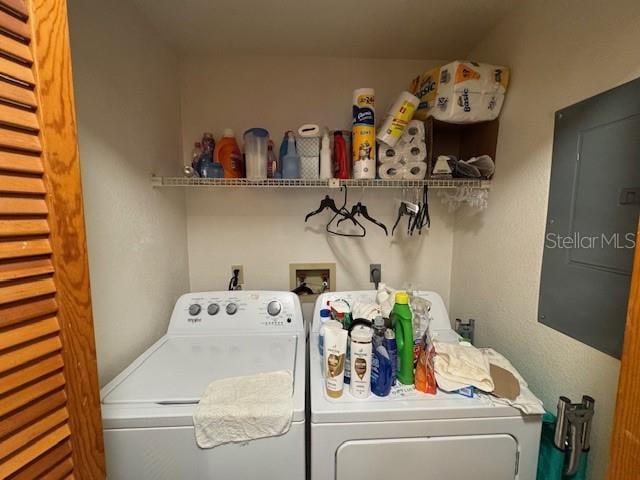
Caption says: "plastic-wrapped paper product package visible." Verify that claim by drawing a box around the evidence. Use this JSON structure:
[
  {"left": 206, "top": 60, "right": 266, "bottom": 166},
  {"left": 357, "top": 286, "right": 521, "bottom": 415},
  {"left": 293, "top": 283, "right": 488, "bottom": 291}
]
[{"left": 409, "top": 61, "right": 509, "bottom": 123}]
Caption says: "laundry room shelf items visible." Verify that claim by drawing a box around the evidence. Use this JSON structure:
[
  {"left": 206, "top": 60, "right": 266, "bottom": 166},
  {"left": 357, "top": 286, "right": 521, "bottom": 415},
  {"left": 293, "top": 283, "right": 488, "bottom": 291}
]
[{"left": 151, "top": 176, "right": 491, "bottom": 189}]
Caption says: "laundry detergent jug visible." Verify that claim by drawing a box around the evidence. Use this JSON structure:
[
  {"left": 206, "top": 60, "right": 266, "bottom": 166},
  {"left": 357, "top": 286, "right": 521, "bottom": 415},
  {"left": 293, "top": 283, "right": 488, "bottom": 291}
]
[{"left": 392, "top": 292, "right": 414, "bottom": 385}]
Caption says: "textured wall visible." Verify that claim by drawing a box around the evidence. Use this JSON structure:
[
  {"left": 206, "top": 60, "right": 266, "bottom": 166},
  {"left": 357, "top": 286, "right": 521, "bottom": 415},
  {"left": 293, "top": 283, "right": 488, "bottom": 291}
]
[
  {"left": 451, "top": 0, "right": 640, "bottom": 476},
  {"left": 68, "top": 0, "right": 190, "bottom": 385}
]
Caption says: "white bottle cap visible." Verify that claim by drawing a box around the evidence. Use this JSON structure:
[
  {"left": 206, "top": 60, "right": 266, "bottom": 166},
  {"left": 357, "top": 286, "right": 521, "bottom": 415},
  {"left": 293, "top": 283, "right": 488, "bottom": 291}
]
[
  {"left": 351, "top": 325, "right": 372, "bottom": 342},
  {"left": 223, "top": 128, "right": 235, "bottom": 137}
]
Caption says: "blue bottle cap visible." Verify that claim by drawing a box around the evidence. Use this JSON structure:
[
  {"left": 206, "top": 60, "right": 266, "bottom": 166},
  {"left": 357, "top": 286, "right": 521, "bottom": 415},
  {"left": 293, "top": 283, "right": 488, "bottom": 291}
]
[{"left": 320, "top": 309, "right": 331, "bottom": 318}]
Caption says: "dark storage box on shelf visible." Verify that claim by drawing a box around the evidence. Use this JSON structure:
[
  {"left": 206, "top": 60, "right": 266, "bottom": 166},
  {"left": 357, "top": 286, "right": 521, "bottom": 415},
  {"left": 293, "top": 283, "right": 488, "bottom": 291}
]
[{"left": 425, "top": 116, "right": 499, "bottom": 180}]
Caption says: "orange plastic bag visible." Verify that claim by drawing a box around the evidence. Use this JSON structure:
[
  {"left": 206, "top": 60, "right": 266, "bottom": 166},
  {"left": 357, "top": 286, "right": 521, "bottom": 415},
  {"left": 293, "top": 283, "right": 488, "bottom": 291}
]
[{"left": 415, "top": 335, "right": 437, "bottom": 394}]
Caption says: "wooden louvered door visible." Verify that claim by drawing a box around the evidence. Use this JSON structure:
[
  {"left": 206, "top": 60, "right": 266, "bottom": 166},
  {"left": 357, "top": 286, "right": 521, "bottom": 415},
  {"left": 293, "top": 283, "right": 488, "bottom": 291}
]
[{"left": 0, "top": 0, "right": 105, "bottom": 479}]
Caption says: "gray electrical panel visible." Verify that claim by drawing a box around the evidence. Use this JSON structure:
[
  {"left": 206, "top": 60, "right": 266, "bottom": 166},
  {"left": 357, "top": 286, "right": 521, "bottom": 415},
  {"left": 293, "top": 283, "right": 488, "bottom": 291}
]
[{"left": 539, "top": 77, "right": 640, "bottom": 358}]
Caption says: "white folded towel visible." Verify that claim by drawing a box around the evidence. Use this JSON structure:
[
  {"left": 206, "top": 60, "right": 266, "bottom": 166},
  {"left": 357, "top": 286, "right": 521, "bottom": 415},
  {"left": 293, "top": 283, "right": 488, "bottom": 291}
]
[
  {"left": 194, "top": 370, "right": 293, "bottom": 449},
  {"left": 433, "top": 342, "right": 494, "bottom": 392}
]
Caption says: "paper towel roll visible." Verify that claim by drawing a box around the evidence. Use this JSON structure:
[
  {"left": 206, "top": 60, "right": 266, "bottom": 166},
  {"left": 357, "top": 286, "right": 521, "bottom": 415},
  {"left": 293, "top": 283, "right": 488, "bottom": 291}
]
[
  {"left": 404, "top": 120, "right": 425, "bottom": 139},
  {"left": 376, "top": 91, "right": 420, "bottom": 147},
  {"left": 378, "top": 162, "right": 404, "bottom": 179},
  {"left": 403, "top": 141, "right": 427, "bottom": 162},
  {"left": 354, "top": 158, "right": 376, "bottom": 179},
  {"left": 404, "top": 162, "right": 427, "bottom": 180},
  {"left": 378, "top": 144, "right": 401, "bottom": 163}
]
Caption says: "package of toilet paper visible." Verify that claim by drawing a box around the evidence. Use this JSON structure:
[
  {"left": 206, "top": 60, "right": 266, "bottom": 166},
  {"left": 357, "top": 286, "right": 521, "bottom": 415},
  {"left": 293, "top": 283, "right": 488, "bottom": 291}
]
[{"left": 409, "top": 61, "right": 509, "bottom": 123}]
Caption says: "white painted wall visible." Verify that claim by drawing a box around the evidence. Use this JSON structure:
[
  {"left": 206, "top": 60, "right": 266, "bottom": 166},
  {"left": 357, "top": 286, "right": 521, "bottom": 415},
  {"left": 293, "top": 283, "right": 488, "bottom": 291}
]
[
  {"left": 68, "top": 0, "right": 190, "bottom": 386},
  {"left": 180, "top": 57, "right": 455, "bottom": 311},
  {"left": 451, "top": 0, "right": 640, "bottom": 476}
]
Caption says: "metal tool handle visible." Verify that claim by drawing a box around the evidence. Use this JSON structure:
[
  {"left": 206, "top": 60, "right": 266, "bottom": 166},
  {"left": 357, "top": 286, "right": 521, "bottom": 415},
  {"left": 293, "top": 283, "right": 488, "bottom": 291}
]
[
  {"left": 581, "top": 395, "right": 595, "bottom": 450},
  {"left": 554, "top": 396, "right": 571, "bottom": 449},
  {"left": 565, "top": 422, "right": 582, "bottom": 476}
]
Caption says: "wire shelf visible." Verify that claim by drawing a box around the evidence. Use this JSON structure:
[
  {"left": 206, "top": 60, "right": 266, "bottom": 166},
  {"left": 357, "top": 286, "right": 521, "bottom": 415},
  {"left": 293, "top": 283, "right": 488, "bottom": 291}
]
[{"left": 152, "top": 176, "right": 490, "bottom": 189}]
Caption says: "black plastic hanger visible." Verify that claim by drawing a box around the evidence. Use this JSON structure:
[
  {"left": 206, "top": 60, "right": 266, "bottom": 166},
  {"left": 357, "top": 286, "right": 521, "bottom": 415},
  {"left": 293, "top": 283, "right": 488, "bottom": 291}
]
[
  {"left": 337, "top": 202, "right": 388, "bottom": 236},
  {"left": 326, "top": 186, "right": 366, "bottom": 237},
  {"left": 305, "top": 195, "right": 342, "bottom": 222}
]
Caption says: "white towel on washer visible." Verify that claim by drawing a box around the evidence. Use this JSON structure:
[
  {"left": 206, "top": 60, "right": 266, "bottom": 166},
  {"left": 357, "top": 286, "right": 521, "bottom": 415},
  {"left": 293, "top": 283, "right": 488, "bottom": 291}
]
[
  {"left": 194, "top": 370, "right": 293, "bottom": 449},
  {"left": 433, "top": 342, "right": 494, "bottom": 392}
]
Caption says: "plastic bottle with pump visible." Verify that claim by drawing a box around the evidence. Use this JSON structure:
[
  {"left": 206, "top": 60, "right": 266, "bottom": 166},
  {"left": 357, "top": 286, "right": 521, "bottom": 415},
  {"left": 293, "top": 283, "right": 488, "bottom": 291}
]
[
  {"left": 282, "top": 132, "right": 300, "bottom": 179},
  {"left": 319, "top": 131, "right": 332, "bottom": 180},
  {"left": 214, "top": 129, "right": 242, "bottom": 178},
  {"left": 392, "top": 292, "right": 414, "bottom": 385}
]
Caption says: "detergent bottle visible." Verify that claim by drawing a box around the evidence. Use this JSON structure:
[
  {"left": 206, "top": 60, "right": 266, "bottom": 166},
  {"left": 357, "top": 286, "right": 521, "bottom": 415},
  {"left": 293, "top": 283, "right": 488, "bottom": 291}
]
[
  {"left": 282, "top": 132, "right": 301, "bottom": 179},
  {"left": 214, "top": 129, "right": 242, "bottom": 178},
  {"left": 392, "top": 292, "right": 414, "bottom": 385}
]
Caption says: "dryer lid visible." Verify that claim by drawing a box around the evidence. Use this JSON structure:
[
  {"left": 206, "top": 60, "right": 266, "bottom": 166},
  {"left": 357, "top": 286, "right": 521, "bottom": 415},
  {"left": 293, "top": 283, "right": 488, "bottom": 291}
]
[{"left": 102, "top": 334, "right": 298, "bottom": 404}]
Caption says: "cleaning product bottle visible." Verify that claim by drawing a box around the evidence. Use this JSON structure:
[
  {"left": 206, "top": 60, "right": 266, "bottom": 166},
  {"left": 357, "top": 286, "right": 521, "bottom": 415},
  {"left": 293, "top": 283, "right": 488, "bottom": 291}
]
[
  {"left": 372, "top": 315, "right": 386, "bottom": 349},
  {"left": 392, "top": 292, "right": 414, "bottom": 385},
  {"left": 319, "top": 131, "right": 332, "bottom": 180},
  {"left": 384, "top": 328, "right": 397, "bottom": 385},
  {"left": 333, "top": 131, "right": 349, "bottom": 179},
  {"left": 371, "top": 344, "right": 393, "bottom": 397},
  {"left": 214, "top": 129, "right": 242, "bottom": 178},
  {"left": 267, "top": 140, "right": 279, "bottom": 178},
  {"left": 191, "top": 142, "right": 203, "bottom": 169},
  {"left": 282, "top": 132, "right": 300, "bottom": 179}
]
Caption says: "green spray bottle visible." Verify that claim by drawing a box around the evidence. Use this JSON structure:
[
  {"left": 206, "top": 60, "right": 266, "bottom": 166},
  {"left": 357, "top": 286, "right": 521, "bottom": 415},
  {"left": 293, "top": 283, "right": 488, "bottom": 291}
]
[{"left": 392, "top": 291, "right": 414, "bottom": 385}]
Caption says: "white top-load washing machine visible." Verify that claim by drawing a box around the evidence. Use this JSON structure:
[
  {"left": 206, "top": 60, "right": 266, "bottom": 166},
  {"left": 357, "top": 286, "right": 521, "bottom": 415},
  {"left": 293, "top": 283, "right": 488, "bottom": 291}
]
[
  {"left": 310, "top": 291, "right": 542, "bottom": 480},
  {"left": 101, "top": 291, "right": 305, "bottom": 480}
]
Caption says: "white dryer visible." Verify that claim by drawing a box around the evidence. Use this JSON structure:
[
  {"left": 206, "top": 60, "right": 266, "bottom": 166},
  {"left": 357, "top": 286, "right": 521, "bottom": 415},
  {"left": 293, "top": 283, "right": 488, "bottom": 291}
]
[
  {"left": 310, "top": 291, "right": 541, "bottom": 480},
  {"left": 101, "top": 291, "right": 305, "bottom": 480}
]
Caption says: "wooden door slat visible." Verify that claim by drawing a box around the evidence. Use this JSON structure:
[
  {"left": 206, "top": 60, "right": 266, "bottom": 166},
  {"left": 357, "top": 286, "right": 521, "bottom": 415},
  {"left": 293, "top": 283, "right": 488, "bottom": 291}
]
[
  {"left": 0, "top": 257, "right": 54, "bottom": 282},
  {"left": 0, "top": 316, "right": 60, "bottom": 350},
  {"left": 0, "top": 196, "right": 47, "bottom": 215},
  {"left": 9, "top": 441, "right": 71, "bottom": 480},
  {"left": 0, "top": 238, "right": 51, "bottom": 260},
  {"left": 0, "top": 79, "right": 36, "bottom": 107},
  {"left": 0, "top": 352, "right": 63, "bottom": 394},
  {"left": 0, "top": 407, "right": 68, "bottom": 461},
  {"left": 0, "top": 53, "right": 33, "bottom": 86},
  {"left": 0, "top": 151, "right": 42, "bottom": 173},
  {"left": 40, "top": 457, "right": 74, "bottom": 480},
  {"left": 0, "top": 277, "right": 56, "bottom": 305},
  {"left": 0, "top": 9, "right": 29, "bottom": 41},
  {"left": 0, "top": 423, "right": 70, "bottom": 478},
  {"left": 0, "top": 104, "right": 38, "bottom": 131},
  {"left": 0, "top": 372, "right": 65, "bottom": 417},
  {"left": 0, "top": 219, "right": 49, "bottom": 237},
  {"left": 0, "top": 296, "right": 57, "bottom": 328},
  {"left": 0, "top": 335, "right": 62, "bottom": 373},
  {"left": 0, "top": 389, "right": 66, "bottom": 437},
  {"left": 0, "top": 173, "right": 45, "bottom": 193},
  {"left": 0, "top": 127, "right": 41, "bottom": 153},
  {"left": 0, "top": 1, "right": 28, "bottom": 20},
  {"left": 0, "top": 32, "right": 31, "bottom": 65}
]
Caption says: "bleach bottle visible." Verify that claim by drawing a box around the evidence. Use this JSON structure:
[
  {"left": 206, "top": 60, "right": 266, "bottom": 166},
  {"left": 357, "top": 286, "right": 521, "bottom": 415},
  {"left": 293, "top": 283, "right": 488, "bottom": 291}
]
[{"left": 392, "top": 292, "right": 414, "bottom": 385}]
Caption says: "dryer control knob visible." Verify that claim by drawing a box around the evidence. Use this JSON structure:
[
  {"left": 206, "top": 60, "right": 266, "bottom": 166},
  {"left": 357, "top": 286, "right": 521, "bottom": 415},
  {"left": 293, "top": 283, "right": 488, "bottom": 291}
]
[
  {"left": 267, "top": 300, "right": 282, "bottom": 316},
  {"left": 207, "top": 303, "right": 220, "bottom": 316},
  {"left": 226, "top": 303, "right": 238, "bottom": 315},
  {"left": 188, "top": 304, "right": 201, "bottom": 316}
]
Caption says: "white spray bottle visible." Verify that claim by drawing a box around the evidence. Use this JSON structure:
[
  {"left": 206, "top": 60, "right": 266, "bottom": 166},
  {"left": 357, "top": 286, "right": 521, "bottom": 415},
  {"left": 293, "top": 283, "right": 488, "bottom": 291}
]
[{"left": 319, "top": 131, "right": 333, "bottom": 180}]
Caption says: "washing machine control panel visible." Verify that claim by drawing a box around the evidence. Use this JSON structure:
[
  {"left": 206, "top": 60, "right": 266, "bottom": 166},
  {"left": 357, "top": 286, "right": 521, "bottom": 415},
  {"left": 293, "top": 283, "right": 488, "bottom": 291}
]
[{"left": 170, "top": 291, "right": 303, "bottom": 334}]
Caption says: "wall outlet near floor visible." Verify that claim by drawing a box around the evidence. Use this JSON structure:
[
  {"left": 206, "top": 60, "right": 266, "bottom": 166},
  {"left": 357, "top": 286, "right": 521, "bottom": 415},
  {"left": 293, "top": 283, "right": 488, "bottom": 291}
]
[{"left": 231, "top": 265, "right": 244, "bottom": 286}]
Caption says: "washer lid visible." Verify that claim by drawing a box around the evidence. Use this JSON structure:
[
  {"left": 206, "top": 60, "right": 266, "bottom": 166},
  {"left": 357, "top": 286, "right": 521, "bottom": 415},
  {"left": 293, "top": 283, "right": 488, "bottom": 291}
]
[{"left": 102, "top": 334, "right": 297, "bottom": 404}]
